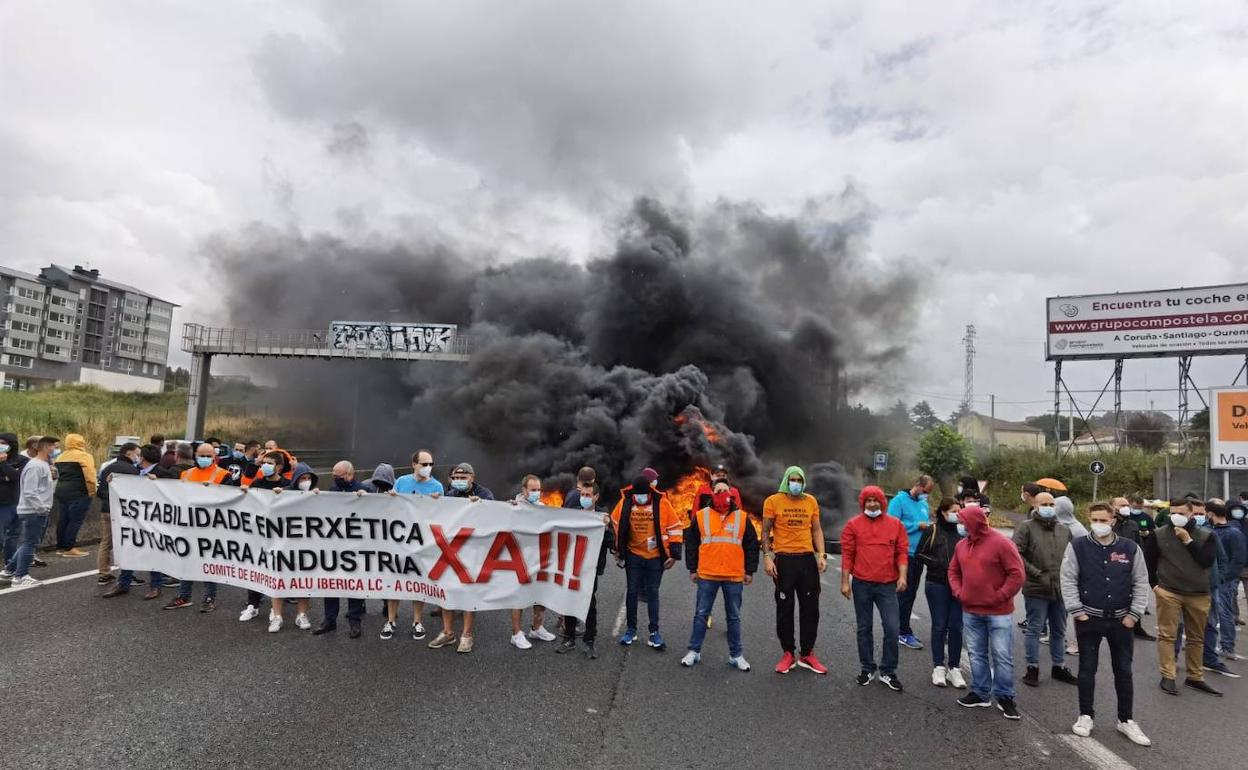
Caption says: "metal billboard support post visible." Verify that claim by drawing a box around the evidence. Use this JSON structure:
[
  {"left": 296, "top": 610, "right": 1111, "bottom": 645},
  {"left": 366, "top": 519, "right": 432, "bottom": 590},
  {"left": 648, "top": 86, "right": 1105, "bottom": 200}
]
[
  {"left": 1053, "top": 361, "right": 1062, "bottom": 458},
  {"left": 1112, "top": 358, "right": 1124, "bottom": 446},
  {"left": 185, "top": 352, "right": 212, "bottom": 440}
]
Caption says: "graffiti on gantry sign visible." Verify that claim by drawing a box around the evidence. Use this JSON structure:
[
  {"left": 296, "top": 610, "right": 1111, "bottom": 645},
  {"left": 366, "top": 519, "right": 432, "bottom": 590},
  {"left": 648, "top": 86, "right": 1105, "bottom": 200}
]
[{"left": 329, "top": 321, "right": 458, "bottom": 353}]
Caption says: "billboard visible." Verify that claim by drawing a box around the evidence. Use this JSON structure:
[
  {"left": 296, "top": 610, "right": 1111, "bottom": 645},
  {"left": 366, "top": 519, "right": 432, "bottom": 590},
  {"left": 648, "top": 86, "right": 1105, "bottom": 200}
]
[
  {"left": 1046, "top": 283, "right": 1248, "bottom": 361},
  {"left": 330, "top": 321, "right": 457, "bottom": 353},
  {"left": 1210, "top": 387, "right": 1248, "bottom": 469}
]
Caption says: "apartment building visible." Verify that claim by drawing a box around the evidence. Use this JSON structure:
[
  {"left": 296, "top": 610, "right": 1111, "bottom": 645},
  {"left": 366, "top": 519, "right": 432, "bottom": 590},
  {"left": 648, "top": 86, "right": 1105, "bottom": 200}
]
[{"left": 1, "top": 263, "right": 178, "bottom": 393}]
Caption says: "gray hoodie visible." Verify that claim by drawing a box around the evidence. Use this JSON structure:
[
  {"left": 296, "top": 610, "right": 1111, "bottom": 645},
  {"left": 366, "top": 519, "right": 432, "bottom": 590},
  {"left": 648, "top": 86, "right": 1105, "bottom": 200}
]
[
  {"left": 1054, "top": 496, "right": 1088, "bottom": 539},
  {"left": 17, "top": 456, "right": 54, "bottom": 516},
  {"left": 363, "top": 463, "right": 396, "bottom": 493}
]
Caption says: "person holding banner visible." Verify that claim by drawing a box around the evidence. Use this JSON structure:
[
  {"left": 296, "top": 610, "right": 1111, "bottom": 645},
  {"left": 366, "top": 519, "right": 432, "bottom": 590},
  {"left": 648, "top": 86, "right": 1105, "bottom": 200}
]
[
  {"left": 612, "top": 474, "right": 683, "bottom": 650},
  {"left": 238, "top": 450, "right": 291, "bottom": 622},
  {"left": 315, "top": 461, "right": 369, "bottom": 638},
  {"left": 680, "top": 480, "right": 759, "bottom": 671},
  {"left": 164, "top": 443, "right": 229, "bottom": 612},
  {"left": 427, "top": 462, "right": 494, "bottom": 654},
  {"left": 265, "top": 463, "right": 318, "bottom": 633},
  {"left": 509, "top": 474, "right": 557, "bottom": 650},
  {"left": 102, "top": 444, "right": 164, "bottom": 600},
  {"left": 383, "top": 449, "right": 444, "bottom": 642},
  {"left": 558, "top": 478, "right": 612, "bottom": 659}
]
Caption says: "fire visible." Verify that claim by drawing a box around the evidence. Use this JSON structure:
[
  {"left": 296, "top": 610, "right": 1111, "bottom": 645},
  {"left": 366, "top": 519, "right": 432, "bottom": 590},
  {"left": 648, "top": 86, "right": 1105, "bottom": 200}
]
[
  {"left": 541, "top": 490, "right": 565, "bottom": 508},
  {"left": 667, "top": 467, "right": 712, "bottom": 525},
  {"left": 673, "top": 408, "right": 722, "bottom": 444}
]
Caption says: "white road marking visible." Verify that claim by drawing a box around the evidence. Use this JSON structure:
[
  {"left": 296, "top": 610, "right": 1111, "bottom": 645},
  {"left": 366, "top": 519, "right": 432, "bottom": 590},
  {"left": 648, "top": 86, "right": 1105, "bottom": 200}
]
[
  {"left": 1056, "top": 735, "right": 1137, "bottom": 770},
  {"left": 611, "top": 599, "right": 628, "bottom": 636},
  {"left": 0, "top": 567, "right": 101, "bottom": 595}
]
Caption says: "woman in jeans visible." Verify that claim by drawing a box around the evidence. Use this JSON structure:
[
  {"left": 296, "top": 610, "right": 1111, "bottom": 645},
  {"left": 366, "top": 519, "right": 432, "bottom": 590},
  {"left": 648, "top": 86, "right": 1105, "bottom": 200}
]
[{"left": 916, "top": 498, "right": 967, "bottom": 689}]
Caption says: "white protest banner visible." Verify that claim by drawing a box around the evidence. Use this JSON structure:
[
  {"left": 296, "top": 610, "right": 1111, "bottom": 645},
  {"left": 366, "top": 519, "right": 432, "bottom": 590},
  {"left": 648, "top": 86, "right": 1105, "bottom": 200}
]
[{"left": 110, "top": 476, "right": 605, "bottom": 618}]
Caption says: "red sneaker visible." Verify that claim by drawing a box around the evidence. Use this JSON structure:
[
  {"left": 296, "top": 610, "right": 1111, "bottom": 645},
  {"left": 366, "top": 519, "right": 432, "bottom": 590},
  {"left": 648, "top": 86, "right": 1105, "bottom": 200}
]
[
  {"left": 797, "top": 653, "right": 828, "bottom": 675},
  {"left": 775, "top": 651, "right": 796, "bottom": 674}
]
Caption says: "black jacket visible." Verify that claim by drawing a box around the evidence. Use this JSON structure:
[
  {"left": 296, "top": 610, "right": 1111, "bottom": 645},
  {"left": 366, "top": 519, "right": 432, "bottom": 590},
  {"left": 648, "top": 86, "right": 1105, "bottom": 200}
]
[
  {"left": 915, "top": 518, "right": 962, "bottom": 585},
  {"left": 97, "top": 459, "right": 140, "bottom": 513},
  {"left": 614, "top": 493, "right": 681, "bottom": 562},
  {"left": 0, "top": 432, "right": 29, "bottom": 506}
]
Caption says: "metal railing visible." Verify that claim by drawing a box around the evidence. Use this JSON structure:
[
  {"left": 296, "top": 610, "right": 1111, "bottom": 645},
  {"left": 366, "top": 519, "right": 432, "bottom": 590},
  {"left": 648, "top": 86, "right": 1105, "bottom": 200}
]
[{"left": 181, "top": 323, "right": 475, "bottom": 360}]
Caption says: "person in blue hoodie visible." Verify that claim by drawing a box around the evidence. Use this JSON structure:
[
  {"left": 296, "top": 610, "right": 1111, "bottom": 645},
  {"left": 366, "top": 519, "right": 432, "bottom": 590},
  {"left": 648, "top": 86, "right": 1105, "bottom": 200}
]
[
  {"left": 1203, "top": 502, "right": 1246, "bottom": 677},
  {"left": 888, "top": 474, "right": 935, "bottom": 649}
]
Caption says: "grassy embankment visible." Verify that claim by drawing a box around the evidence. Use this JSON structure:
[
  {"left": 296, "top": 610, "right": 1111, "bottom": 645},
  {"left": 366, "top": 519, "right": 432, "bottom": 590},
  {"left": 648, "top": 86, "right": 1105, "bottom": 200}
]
[{"left": 0, "top": 385, "right": 320, "bottom": 462}]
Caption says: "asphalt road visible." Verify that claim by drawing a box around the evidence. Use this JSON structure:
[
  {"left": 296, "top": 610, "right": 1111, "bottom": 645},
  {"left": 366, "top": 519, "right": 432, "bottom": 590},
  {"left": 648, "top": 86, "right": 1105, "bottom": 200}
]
[{"left": 2, "top": 547, "right": 1245, "bottom": 770}]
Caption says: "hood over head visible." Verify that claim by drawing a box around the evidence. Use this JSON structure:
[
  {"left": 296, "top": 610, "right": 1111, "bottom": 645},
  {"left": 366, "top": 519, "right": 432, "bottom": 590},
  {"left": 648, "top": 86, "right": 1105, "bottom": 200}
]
[
  {"left": 858, "top": 485, "right": 888, "bottom": 512},
  {"left": 368, "top": 463, "right": 396, "bottom": 487},
  {"left": 778, "top": 466, "right": 807, "bottom": 492},
  {"left": 290, "top": 462, "right": 318, "bottom": 488},
  {"left": 960, "top": 505, "right": 989, "bottom": 541},
  {"left": 0, "top": 432, "right": 18, "bottom": 450},
  {"left": 1054, "top": 496, "right": 1076, "bottom": 523},
  {"left": 64, "top": 434, "right": 86, "bottom": 452}
]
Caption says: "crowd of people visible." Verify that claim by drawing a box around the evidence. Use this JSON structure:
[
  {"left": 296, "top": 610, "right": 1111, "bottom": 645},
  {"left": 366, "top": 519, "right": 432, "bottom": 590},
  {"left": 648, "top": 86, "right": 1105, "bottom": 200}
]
[{"left": 3, "top": 431, "right": 1248, "bottom": 750}]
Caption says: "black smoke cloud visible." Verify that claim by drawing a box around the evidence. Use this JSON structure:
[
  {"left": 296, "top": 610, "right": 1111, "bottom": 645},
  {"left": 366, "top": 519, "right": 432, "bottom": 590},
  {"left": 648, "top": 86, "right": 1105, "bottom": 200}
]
[{"left": 208, "top": 196, "right": 920, "bottom": 524}]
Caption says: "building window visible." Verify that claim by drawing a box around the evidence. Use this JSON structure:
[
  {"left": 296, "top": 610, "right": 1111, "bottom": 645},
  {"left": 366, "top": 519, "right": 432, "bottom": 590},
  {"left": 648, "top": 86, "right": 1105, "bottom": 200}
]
[
  {"left": 16, "top": 286, "right": 42, "bottom": 300},
  {"left": 7, "top": 338, "right": 35, "bottom": 351},
  {"left": 5, "top": 354, "right": 34, "bottom": 368}
]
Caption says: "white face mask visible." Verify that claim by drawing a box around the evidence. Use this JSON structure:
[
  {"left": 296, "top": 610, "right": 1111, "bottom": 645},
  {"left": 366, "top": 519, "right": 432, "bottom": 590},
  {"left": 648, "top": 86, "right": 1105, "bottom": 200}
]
[
  {"left": 1118, "top": 506, "right": 1131, "bottom": 518},
  {"left": 1090, "top": 522, "right": 1113, "bottom": 538},
  {"left": 865, "top": 508, "right": 882, "bottom": 518},
  {"left": 297, "top": 479, "right": 313, "bottom": 491},
  {"left": 1169, "top": 514, "right": 1189, "bottom": 529},
  {"left": 416, "top": 465, "right": 432, "bottom": 479},
  {"left": 945, "top": 511, "right": 959, "bottom": 524}
]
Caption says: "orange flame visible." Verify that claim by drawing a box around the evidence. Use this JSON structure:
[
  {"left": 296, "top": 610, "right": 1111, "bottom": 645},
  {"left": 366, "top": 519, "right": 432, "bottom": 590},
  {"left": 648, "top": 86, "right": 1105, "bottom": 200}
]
[
  {"left": 667, "top": 467, "right": 711, "bottom": 526},
  {"left": 673, "top": 409, "right": 721, "bottom": 444},
  {"left": 541, "top": 490, "right": 565, "bottom": 508}
]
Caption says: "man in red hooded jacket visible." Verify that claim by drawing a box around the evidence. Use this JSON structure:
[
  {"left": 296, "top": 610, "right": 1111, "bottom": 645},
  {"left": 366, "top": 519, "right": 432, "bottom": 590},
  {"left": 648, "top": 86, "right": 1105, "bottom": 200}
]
[
  {"left": 840, "top": 486, "right": 910, "bottom": 692},
  {"left": 949, "top": 505, "right": 1026, "bottom": 719}
]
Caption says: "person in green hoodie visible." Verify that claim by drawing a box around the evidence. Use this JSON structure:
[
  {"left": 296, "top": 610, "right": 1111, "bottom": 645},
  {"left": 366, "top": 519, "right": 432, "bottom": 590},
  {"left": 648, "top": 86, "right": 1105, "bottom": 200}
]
[{"left": 762, "top": 466, "right": 827, "bottom": 675}]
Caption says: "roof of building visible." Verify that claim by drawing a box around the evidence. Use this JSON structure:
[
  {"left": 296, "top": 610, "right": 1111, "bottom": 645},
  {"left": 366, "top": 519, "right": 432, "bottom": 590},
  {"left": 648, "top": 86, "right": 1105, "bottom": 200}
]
[
  {"left": 1071, "top": 428, "right": 1119, "bottom": 444},
  {"left": 0, "top": 265, "right": 46, "bottom": 283},
  {"left": 46, "top": 264, "right": 179, "bottom": 307},
  {"left": 958, "top": 412, "right": 1045, "bottom": 434}
]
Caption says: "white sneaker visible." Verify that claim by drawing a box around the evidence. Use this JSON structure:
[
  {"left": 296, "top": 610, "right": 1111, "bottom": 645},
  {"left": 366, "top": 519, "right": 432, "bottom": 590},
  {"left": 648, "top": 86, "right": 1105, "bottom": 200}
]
[
  {"left": 527, "top": 625, "right": 557, "bottom": 642},
  {"left": 728, "top": 656, "right": 751, "bottom": 672},
  {"left": 294, "top": 612, "right": 311, "bottom": 630},
  {"left": 511, "top": 631, "right": 533, "bottom": 650},
  {"left": 681, "top": 650, "right": 701, "bottom": 667},
  {"left": 1072, "top": 715, "right": 1093, "bottom": 737},
  {"left": 947, "top": 668, "right": 967, "bottom": 689},
  {"left": 0, "top": 569, "right": 14, "bottom": 579},
  {"left": 267, "top": 613, "right": 282, "bottom": 633},
  {"left": 932, "top": 665, "right": 948, "bottom": 687},
  {"left": 1117, "top": 720, "right": 1151, "bottom": 746},
  {"left": 238, "top": 604, "right": 260, "bottom": 622},
  {"left": 11, "top": 575, "right": 41, "bottom": 588}
]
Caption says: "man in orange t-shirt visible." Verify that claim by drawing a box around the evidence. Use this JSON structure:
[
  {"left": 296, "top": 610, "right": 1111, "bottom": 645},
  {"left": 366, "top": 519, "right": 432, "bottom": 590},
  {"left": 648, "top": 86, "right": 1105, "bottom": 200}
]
[
  {"left": 763, "top": 465, "right": 827, "bottom": 675},
  {"left": 611, "top": 474, "right": 683, "bottom": 649}
]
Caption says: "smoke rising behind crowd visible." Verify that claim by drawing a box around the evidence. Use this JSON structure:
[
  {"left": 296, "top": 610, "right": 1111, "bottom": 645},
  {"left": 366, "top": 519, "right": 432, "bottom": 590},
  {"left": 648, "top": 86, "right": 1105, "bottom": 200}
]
[{"left": 210, "top": 195, "right": 920, "bottom": 521}]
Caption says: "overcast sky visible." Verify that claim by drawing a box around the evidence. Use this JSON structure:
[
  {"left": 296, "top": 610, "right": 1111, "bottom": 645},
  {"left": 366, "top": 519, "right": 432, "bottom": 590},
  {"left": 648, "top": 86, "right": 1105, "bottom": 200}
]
[{"left": 3, "top": 1, "right": 1247, "bottom": 420}]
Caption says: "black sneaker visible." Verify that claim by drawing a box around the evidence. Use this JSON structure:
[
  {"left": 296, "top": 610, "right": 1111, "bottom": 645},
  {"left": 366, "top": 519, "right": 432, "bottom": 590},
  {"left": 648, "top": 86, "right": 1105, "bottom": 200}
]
[
  {"left": 856, "top": 671, "right": 874, "bottom": 686},
  {"left": 1022, "top": 666, "right": 1039, "bottom": 687},
  {"left": 555, "top": 639, "right": 577, "bottom": 654},
  {"left": 958, "top": 692, "right": 992, "bottom": 708},
  {"left": 411, "top": 622, "right": 427, "bottom": 641},
  {"left": 199, "top": 598, "right": 216, "bottom": 613},
  {"left": 1051, "top": 666, "right": 1078, "bottom": 685},
  {"left": 348, "top": 622, "right": 362, "bottom": 639},
  {"left": 997, "top": 697, "right": 1021, "bottom": 720},
  {"left": 1184, "top": 678, "right": 1223, "bottom": 696},
  {"left": 161, "top": 577, "right": 181, "bottom": 588},
  {"left": 879, "top": 674, "right": 903, "bottom": 692},
  {"left": 97, "top": 574, "right": 115, "bottom": 585},
  {"left": 584, "top": 642, "right": 598, "bottom": 659},
  {"left": 1159, "top": 677, "right": 1178, "bottom": 695},
  {"left": 31, "top": 557, "right": 47, "bottom": 568},
  {"left": 131, "top": 575, "right": 146, "bottom": 585}
]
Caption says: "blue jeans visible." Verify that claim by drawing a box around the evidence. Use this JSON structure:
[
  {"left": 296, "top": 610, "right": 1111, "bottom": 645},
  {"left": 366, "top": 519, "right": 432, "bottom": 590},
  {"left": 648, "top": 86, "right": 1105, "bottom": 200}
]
[
  {"left": 0, "top": 503, "right": 18, "bottom": 564},
  {"left": 897, "top": 557, "right": 923, "bottom": 637},
  {"left": 687, "top": 578, "right": 743, "bottom": 657},
  {"left": 5, "top": 514, "right": 49, "bottom": 578},
  {"left": 118, "top": 569, "right": 163, "bottom": 590},
  {"left": 178, "top": 580, "right": 218, "bottom": 601},
  {"left": 1024, "top": 596, "right": 1066, "bottom": 666},
  {"left": 964, "top": 612, "right": 1016, "bottom": 700},
  {"left": 1204, "top": 583, "right": 1238, "bottom": 664},
  {"left": 852, "top": 578, "right": 900, "bottom": 676},
  {"left": 925, "top": 580, "right": 963, "bottom": 668},
  {"left": 54, "top": 495, "right": 92, "bottom": 550},
  {"left": 625, "top": 553, "right": 664, "bottom": 633}
]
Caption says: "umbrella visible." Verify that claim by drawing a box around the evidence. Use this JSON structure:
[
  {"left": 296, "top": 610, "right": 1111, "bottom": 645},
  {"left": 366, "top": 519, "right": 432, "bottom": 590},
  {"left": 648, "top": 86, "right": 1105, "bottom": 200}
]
[{"left": 1035, "top": 477, "right": 1068, "bottom": 492}]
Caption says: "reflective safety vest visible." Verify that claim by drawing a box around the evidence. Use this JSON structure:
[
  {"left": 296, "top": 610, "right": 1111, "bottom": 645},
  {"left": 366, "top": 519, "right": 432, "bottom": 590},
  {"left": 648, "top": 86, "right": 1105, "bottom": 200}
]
[{"left": 693, "top": 507, "right": 747, "bottom": 581}]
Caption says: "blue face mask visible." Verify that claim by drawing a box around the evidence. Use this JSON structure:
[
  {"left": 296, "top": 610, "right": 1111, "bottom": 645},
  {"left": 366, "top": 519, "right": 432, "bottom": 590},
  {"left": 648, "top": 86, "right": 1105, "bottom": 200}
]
[
  {"left": 957, "top": 524, "right": 968, "bottom": 537},
  {"left": 579, "top": 495, "right": 594, "bottom": 510},
  {"left": 1037, "top": 506, "right": 1056, "bottom": 520},
  {"left": 526, "top": 490, "right": 541, "bottom": 504},
  {"left": 195, "top": 456, "right": 214, "bottom": 468},
  {"left": 259, "top": 463, "right": 276, "bottom": 478},
  {"left": 634, "top": 494, "right": 650, "bottom": 506},
  {"left": 451, "top": 479, "right": 470, "bottom": 492},
  {"left": 1233, "top": 509, "right": 1246, "bottom": 521},
  {"left": 0, "top": 444, "right": 10, "bottom": 454},
  {"left": 232, "top": 450, "right": 245, "bottom": 460},
  {"left": 49, "top": 448, "right": 61, "bottom": 460},
  {"left": 788, "top": 481, "right": 804, "bottom": 496},
  {"left": 918, "top": 493, "right": 930, "bottom": 503},
  {"left": 1194, "top": 514, "right": 1207, "bottom": 527}
]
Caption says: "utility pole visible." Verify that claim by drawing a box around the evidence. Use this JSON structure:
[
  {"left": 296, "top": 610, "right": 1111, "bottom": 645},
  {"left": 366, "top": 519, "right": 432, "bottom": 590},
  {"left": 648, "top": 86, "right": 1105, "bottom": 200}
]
[
  {"left": 990, "top": 393, "right": 996, "bottom": 451},
  {"left": 962, "top": 324, "right": 976, "bottom": 414}
]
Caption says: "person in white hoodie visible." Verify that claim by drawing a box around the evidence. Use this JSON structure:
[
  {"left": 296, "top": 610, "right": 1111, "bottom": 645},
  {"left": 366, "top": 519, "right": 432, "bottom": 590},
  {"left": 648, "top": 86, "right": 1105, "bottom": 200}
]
[
  {"left": 1054, "top": 496, "right": 1087, "bottom": 657},
  {"left": 1, "top": 436, "right": 59, "bottom": 587}
]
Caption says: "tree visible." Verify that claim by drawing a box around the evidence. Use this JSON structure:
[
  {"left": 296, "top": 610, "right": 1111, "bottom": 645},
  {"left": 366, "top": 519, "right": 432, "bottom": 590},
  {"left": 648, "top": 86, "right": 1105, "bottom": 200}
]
[
  {"left": 1122, "top": 412, "right": 1168, "bottom": 453},
  {"left": 1025, "top": 413, "right": 1089, "bottom": 444},
  {"left": 917, "top": 424, "right": 973, "bottom": 486},
  {"left": 910, "top": 401, "right": 944, "bottom": 432},
  {"left": 948, "top": 401, "right": 972, "bottom": 425}
]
